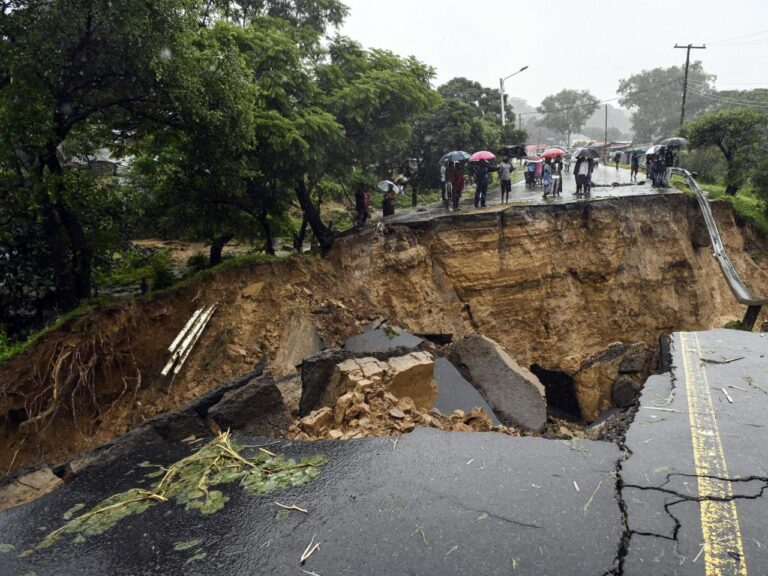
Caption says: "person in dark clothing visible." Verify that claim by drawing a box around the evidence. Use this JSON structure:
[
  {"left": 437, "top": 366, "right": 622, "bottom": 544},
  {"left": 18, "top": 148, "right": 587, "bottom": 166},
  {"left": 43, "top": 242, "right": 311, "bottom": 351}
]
[
  {"left": 573, "top": 157, "right": 593, "bottom": 196},
  {"left": 630, "top": 152, "right": 640, "bottom": 181},
  {"left": 382, "top": 184, "right": 396, "bottom": 217},
  {"left": 651, "top": 155, "right": 666, "bottom": 188},
  {"left": 354, "top": 183, "right": 368, "bottom": 227},
  {"left": 449, "top": 164, "right": 465, "bottom": 211},
  {"left": 474, "top": 162, "right": 489, "bottom": 207},
  {"left": 614, "top": 152, "right": 621, "bottom": 169}
]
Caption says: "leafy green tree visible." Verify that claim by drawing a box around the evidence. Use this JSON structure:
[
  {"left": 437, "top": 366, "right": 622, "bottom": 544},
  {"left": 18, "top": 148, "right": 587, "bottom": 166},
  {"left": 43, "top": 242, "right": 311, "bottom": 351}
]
[
  {"left": 618, "top": 62, "right": 715, "bottom": 141},
  {"left": 681, "top": 108, "right": 768, "bottom": 195},
  {"left": 537, "top": 89, "right": 599, "bottom": 146},
  {"left": 438, "top": 77, "right": 506, "bottom": 124},
  {"left": 409, "top": 98, "right": 501, "bottom": 187},
  {"left": 0, "top": 0, "right": 197, "bottom": 312}
]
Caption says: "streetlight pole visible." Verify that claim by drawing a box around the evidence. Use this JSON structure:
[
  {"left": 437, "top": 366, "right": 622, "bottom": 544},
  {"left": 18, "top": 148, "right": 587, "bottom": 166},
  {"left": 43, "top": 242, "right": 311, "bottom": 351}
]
[{"left": 500, "top": 66, "right": 529, "bottom": 127}]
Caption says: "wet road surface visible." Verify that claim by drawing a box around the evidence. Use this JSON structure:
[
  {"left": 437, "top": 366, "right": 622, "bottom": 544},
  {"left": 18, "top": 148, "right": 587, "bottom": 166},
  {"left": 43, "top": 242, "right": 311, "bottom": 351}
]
[
  {"left": 622, "top": 330, "right": 768, "bottom": 575},
  {"left": 385, "top": 165, "right": 673, "bottom": 225}
]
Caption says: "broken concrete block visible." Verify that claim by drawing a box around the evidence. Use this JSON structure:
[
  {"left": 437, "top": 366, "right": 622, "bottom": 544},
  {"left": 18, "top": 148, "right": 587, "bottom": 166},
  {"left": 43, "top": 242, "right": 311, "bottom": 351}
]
[
  {"left": 0, "top": 464, "right": 64, "bottom": 512},
  {"left": 613, "top": 375, "right": 643, "bottom": 408},
  {"left": 207, "top": 374, "right": 291, "bottom": 436},
  {"left": 433, "top": 358, "right": 501, "bottom": 426},
  {"left": 387, "top": 351, "right": 437, "bottom": 410},
  {"left": 272, "top": 313, "right": 324, "bottom": 376},
  {"left": 298, "top": 407, "right": 333, "bottom": 435},
  {"left": 619, "top": 347, "right": 653, "bottom": 374},
  {"left": 334, "top": 392, "right": 356, "bottom": 425},
  {"left": 447, "top": 335, "right": 547, "bottom": 432}
]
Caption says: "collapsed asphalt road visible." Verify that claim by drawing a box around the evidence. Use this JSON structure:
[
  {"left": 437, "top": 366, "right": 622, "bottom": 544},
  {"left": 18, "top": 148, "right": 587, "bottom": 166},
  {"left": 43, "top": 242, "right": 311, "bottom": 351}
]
[{"left": 1, "top": 329, "right": 766, "bottom": 576}]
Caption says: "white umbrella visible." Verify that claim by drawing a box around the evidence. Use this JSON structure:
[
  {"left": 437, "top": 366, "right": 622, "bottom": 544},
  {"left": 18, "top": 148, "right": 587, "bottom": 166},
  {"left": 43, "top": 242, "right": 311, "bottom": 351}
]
[{"left": 377, "top": 180, "right": 402, "bottom": 194}]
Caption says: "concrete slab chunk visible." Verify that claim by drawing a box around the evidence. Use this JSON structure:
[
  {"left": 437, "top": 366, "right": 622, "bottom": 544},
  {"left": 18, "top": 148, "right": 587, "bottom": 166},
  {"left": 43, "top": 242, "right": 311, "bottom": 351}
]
[{"left": 447, "top": 335, "right": 547, "bottom": 431}]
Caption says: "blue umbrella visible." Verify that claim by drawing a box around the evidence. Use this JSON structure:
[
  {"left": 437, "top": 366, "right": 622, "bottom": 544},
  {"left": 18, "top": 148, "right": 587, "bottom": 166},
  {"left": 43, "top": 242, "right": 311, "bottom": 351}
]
[{"left": 439, "top": 150, "right": 470, "bottom": 164}]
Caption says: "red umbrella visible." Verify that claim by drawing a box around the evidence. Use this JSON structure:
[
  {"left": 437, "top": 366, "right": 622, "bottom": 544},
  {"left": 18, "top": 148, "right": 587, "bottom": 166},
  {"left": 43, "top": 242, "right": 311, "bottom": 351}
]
[
  {"left": 540, "top": 148, "right": 566, "bottom": 159},
  {"left": 469, "top": 150, "right": 496, "bottom": 162}
]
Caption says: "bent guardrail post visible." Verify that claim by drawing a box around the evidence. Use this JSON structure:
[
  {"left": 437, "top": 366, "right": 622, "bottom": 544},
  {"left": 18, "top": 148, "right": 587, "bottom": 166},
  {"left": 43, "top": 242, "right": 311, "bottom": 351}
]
[{"left": 672, "top": 168, "right": 768, "bottom": 330}]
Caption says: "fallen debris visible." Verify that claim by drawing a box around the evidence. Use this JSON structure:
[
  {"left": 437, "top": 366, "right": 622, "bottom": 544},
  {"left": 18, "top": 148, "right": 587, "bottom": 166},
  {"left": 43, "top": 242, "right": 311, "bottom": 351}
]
[{"left": 288, "top": 380, "right": 516, "bottom": 441}]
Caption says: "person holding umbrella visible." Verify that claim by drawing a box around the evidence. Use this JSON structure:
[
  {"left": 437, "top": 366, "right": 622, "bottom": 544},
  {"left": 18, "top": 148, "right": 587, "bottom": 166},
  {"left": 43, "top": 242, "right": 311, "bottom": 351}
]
[
  {"left": 382, "top": 183, "right": 397, "bottom": 217},
  {"left": 449, "top": 162, "right": 465, "bottom": 211},
  {"left": 474, "top": 161, "right": 490, "bottom": 208}
]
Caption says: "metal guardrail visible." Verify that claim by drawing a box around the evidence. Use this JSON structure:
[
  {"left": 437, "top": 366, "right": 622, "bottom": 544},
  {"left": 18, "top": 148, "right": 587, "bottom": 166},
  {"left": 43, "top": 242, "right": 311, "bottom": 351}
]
[{"left": 672, "top": 167, "right": 768, "bottom": 307}]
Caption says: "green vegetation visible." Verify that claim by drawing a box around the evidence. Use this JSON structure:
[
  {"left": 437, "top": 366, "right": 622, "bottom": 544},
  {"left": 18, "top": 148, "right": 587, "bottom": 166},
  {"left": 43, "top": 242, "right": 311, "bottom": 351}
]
[
  {"left": 94, "top": 250, "right": 174, "bottom": 289},
  {"left": 27, "top": 432, "right": 325, "bottom": 554}
]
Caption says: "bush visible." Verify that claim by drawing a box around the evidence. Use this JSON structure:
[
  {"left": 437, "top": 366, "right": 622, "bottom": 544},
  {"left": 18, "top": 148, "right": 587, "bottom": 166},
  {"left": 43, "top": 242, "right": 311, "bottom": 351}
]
[
  {"left": 186, "top": 252, "right": 209, "bottom": 273},
  {"left": 151, "top": 258, "right": 175, "bottom": 290}
]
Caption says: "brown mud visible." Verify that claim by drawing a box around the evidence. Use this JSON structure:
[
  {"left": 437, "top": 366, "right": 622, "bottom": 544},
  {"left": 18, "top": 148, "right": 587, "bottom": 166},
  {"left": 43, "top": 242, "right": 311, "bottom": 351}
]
[{"left": 2, "top": 194, "right": 767, "bottom": 474}]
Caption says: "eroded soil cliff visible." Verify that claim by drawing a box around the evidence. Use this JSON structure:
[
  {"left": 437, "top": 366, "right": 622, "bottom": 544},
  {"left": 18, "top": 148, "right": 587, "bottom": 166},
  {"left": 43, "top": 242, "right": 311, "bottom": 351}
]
[{"left": 2, "top": 194, "right": 766, "bottom": 472}]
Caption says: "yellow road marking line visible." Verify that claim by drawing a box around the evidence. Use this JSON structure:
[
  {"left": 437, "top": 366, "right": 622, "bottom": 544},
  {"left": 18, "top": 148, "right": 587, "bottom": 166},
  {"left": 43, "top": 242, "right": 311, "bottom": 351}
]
[{"left": 680, "top": 332, "right": 748, "bottom": 576}]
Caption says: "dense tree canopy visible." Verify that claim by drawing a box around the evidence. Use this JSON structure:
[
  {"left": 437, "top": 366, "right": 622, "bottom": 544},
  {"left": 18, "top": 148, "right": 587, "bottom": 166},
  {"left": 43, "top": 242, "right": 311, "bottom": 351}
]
[
  {"left": 681, "top": 108, "right": 768, "bottom": 195},
  {"left": 618, "top": 62, "right": 715, "bottom": 142},
  {"left": 537, "top": 90, "right": 599, "bottom": 146}
]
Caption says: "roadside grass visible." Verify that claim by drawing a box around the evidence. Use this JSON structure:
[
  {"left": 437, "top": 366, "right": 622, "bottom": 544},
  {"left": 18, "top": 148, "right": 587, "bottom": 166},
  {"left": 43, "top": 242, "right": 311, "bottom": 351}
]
[{"left": 671, "top": 176, "right": 768, "bottom": 237}]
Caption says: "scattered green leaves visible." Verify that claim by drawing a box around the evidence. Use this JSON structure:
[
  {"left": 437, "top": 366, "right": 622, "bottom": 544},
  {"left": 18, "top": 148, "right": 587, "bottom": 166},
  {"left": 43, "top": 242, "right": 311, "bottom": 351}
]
[
  {"left": 0, "top": 543, "right": 14, "bottom": 553},
  {"left": 27, "top": 432, "right": 326, "bottom": 555},
  {"left": 186, "top": 552, "right": 207, "bottom": 564},
  {"left": 174, "top": 538, "right": 203, "bottom": 551},
  {"left": 62, "top": 503, "right": 86, "bottom": 520}
]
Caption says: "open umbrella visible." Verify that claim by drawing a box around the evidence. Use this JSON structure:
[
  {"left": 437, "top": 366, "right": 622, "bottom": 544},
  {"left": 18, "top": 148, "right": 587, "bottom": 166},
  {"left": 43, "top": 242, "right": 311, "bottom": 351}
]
[
  {"left": 573, "top": 147, "right": 600, "bottom": 159},
  {"left": 499, "top": 145, "right": 527, "bottom": 159},
  {"left": 659, "top": 137, "right": 688, "bottom": 148},
  {"left": 525, "top": 156, "right": 543, "bottom": 163},
  {"left": 439, "top": 150, "right": 470, "bottom": 164},
  {"left": 470, "top": 150, "right": 496, "bottom": 162},
  {"left": 377, "top": 180, "right": 402, "bottom": 194},
  {"left": 540, "top": 148, "right": 566, "bottom": 159},
  {"left": 645, "top": 145, "right": 662, "bottom": 156}
]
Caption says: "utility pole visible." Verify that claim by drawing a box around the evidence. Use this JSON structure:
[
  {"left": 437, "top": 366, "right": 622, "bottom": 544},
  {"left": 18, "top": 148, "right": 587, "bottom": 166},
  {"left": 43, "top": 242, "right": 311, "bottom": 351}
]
[
  {"left": 675, "top": 43, "right": 706, "bottom": 128},
  {"left": 604, "top": 104, "right": 608, "bottom": 162}
]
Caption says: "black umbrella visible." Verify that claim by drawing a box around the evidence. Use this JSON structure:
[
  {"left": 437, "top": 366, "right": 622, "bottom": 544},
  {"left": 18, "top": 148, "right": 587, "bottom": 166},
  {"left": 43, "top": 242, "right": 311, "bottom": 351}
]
[
  {"left": 659, "top": 137, "right": 688, "bottom": 148},
  {"left": 499, "top": 145, "right": 527, "bottom": 159},
  {"left": 573, "top": 147, "right": 600, "bottom": 159},
  {"left": 439, "top": 150, "right": 471, "bottom": 164}
]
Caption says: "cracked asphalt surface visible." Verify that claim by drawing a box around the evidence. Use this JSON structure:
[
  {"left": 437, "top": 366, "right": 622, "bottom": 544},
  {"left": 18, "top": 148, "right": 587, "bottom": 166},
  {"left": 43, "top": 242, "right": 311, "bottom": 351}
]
[
  {"left": 621, "top": 330, "right": 768, "bottom": 575},
  {"left": 2, "top": 330, "right": 766, "bottom": 575}
]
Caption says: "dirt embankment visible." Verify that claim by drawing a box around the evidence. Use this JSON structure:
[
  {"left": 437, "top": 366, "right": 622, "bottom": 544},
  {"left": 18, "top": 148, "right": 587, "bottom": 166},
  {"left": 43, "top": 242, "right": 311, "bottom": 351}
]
[{"left": 1, "top": 194, "right": 767, "bottom": 473}]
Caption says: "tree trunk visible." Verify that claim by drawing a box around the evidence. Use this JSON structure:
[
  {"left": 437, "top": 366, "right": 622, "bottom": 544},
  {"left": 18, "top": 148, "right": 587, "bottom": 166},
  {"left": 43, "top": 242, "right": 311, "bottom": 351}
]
[
  {"left": 43, "top": 147, "right": 92, "bottom": 308},
  {"left": 295, "top": 179, "right": 333, "bottom": 252},
  {"left": 209, "top": 235, "right": 232, "bottom": 266},
  {"left": 293, "top": 213, "right": 308, "bottom": 253},
  {"left": 258, "top": 213, "right": 275, "bottom": 256},
  {"left": 411, "top": 182, "right": 418, "bottom": 207}
]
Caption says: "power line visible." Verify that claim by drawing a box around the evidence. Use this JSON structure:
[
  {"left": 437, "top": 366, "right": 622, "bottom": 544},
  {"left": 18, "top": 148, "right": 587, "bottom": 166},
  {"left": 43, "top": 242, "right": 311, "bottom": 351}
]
[
  {"left": 686, "top": 86, "right": 768, "bottom": 109},
  {"left": 707, "top": 29, "right": 768, "bottom": 45}
]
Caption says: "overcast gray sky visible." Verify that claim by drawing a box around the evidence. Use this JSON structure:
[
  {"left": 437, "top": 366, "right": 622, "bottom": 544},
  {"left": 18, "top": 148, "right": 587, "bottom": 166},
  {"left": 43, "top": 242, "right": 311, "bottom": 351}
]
[{"left": 340, "top": 0, "right": 768, "bottom": 109}]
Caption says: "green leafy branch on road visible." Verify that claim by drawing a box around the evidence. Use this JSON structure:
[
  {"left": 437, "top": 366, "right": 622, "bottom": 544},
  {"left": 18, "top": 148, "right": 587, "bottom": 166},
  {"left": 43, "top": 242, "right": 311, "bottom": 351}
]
[{"left": 24, "top": 432, "right": 326, "bottom": 555}]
